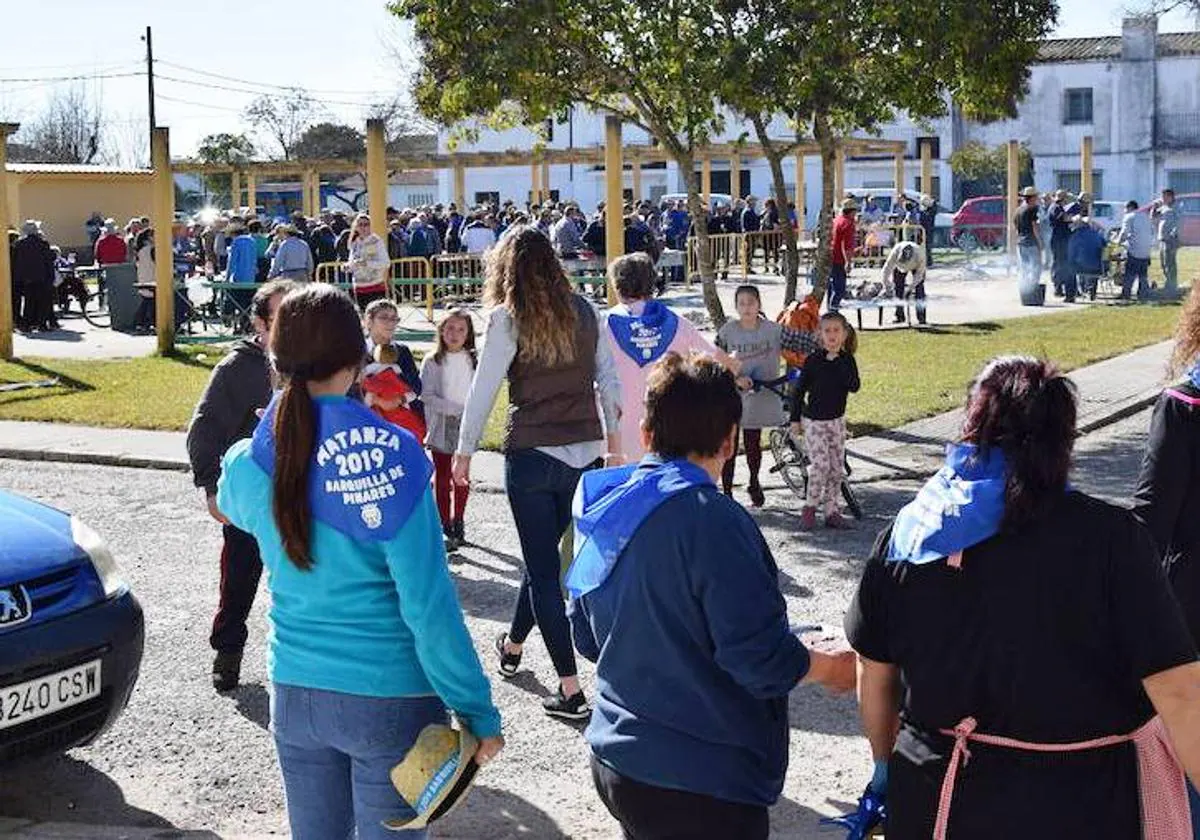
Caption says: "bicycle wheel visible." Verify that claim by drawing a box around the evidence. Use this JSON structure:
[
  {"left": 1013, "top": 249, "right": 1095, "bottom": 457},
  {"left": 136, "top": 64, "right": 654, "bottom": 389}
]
[
  {"left": 841, "top": 481, "right": 864, "bottom": 520},
  {"left": 768, "top": 428, "right": 809, "bottom": 498},
  {"left": 81, "top": 290, "right": 110, "bottom": 328}
]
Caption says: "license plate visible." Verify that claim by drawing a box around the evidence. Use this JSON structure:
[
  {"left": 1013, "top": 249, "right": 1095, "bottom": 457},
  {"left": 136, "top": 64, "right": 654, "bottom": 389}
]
[{"left": 0, "top": 660, "right": 102, "bottom": 731}]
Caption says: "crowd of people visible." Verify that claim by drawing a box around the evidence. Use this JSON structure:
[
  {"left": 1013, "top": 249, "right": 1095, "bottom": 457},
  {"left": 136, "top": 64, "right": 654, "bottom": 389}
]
[
  {"left": 174, "top": 201, "right": 1200, "bottom": 839},
  {"left": 1013, "top": 185, "right": 1183, "bottom": 303}
]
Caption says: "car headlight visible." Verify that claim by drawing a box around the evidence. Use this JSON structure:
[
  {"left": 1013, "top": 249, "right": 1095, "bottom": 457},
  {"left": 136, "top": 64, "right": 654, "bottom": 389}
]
[{"left": 71, "top": 518, "right": 128, "bottom": 599}]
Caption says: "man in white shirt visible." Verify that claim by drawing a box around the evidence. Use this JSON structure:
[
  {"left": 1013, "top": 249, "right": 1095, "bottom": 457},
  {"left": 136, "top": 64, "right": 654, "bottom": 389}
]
[
  {"left": 1118, "top": 199, "right": 1154, "bottom": 301},
  {"left": 1151, "top": 188, "right": 1181, "bottom": 296},
  {"left": 551, "top": 207, "right": 587, "bottom": 258},
  {"left": 462, "top": 214, "right": 498, "bottom": 254},
  {"left": 880, "top": 240, "right": 927, "bottom": 324}
]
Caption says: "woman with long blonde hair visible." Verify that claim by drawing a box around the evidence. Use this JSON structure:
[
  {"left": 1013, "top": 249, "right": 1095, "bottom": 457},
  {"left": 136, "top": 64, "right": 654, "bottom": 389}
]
[{"left": 453, "top": 225, "right": 622, "bottom": 720}]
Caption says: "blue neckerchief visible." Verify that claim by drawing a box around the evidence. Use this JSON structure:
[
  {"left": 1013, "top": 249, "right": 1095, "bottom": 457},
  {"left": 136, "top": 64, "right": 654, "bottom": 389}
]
[
  {"left": 251, "top": 394, "right": 432, "bottom": 543},
  {"left": 607, "top": 300, "right": 680, "bottom": 367},
  {"left": 886, "top": 444, "right": 1008, "bottom": 565},
  {"left": 1188, "top": 362, "right": 1200, "bottom": 391},
  {"left": 565, "top": 457, "right": 712, "bottom": 598}
]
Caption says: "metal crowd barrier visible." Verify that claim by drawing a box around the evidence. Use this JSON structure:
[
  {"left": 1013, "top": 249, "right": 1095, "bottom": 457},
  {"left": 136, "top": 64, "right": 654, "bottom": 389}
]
[{"left": 857, "top": 223, "right": 925, "bottom": 267}]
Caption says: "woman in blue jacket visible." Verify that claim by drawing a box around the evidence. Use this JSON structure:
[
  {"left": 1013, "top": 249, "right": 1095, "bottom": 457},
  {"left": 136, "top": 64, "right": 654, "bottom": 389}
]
[{"left": 217, "top": 284, "right": 502, "bottom": 839}]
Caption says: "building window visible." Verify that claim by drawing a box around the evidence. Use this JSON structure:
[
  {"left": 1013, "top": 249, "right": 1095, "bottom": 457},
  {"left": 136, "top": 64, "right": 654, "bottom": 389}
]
[
  {"left": 543, "top": 119, "right": 554, "bottom": 143},
  {"left": 1064, "top": 88, "right": 1093, "bottom": 124},
  {"left": 1167, "top": 169, "right": 1200, "bottom": 194},
  {"left": 1055, "top": 170, "right": 1104, "bottom": 199},
  {"left": 912, "top": 176, "right": 942, "bottom": 199},
  {"left": 915, "top": 136, "right": 940, "bottom": 159}
]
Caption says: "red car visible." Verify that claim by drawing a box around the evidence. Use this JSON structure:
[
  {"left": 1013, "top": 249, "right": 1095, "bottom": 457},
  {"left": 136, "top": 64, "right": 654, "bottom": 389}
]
[{"left": 951, "top": 196, "right": 1007, "bottom": 250}]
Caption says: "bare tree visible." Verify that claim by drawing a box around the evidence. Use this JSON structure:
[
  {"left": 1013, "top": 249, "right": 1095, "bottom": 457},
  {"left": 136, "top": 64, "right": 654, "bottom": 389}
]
[
  {"left": 103, "top": 109, "right": 150, "bottom": 169},
  {"left": 19, "top": 83, "right": 104, "bottom": 164},
  {"left": 244, "top": 90, "right": 325, "bottom": 160}
]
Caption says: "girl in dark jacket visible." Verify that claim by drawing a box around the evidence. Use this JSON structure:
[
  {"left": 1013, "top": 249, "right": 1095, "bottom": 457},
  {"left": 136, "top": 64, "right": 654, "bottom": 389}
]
[{"left": 1134, "top": 284, "right": 1200, "bottom": 838}]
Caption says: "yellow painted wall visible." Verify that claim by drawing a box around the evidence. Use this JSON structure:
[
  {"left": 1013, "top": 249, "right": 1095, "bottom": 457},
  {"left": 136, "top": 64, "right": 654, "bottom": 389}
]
[{"left": 10, "top": 176, "right": 154, "bottom": 252}]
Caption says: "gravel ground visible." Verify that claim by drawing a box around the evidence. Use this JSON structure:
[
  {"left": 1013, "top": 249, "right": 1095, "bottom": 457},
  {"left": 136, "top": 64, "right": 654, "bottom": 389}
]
[{"left": 0, "top": 408, "right": 1155, "bottom": 838}]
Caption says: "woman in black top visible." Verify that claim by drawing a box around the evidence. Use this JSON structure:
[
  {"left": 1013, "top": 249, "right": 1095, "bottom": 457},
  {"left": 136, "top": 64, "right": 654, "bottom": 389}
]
[
  {"left": 1135, "top": 285, "right": 1200, "bottom": 835},
  {"left": 848, "top": 356, "right": 1200, "bottom": 839}
]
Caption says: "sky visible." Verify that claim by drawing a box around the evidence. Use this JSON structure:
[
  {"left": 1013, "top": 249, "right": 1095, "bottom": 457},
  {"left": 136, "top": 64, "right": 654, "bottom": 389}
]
[{"left": 0, "top": 0, "right": 1197, "bottom": 161}]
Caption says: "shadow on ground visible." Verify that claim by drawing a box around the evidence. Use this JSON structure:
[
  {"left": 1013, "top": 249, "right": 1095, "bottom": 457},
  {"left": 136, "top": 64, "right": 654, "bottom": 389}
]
[
  {"left": 0, "top": 755, "right": 190, "bottom": 832},
  {"left": 434, "top": 784, "right": 570, "bottom": 839}
]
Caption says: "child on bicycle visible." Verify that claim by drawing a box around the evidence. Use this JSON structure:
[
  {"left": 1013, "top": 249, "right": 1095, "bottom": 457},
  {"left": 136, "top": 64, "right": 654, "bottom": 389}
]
[{"left": 791, "top": 312, "right": 860, "bottom": 530}]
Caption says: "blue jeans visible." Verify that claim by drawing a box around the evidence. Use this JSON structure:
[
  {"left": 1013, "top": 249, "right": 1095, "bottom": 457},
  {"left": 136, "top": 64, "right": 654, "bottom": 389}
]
[
  {"left": 1018, "top": 243, "right": 1042, "bottom": 289},
  {"left": 827, "top": 264, "right": 848, "bottom": 311},
  {"left": 504, "top": 448, "right": 588, "bottom": 679},
  {"left": 1190, "top": 781, "right": 1200, "bottom": 840},
  {"left": 1122, "top": 256, "right": 1151, "bottom": 300},
  {"left": 271, "top": 684, "right": 447, "bottom": 839}
]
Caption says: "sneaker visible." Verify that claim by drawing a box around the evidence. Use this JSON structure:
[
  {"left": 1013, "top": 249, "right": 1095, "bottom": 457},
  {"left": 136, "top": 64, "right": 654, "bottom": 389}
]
[
  {"left": 542, "top": 689, "right": 591, "bottom": 721},
  {"left": 494, "top": 632, "right": 522, "bottom": 678},
  {"left": 748, "top": 482, "right": 765, "bottom": 508},
  {"left": 826, "top": 512, "right": 854, "bottom": 530},
  {"left": 212, "top": 650, "right": 243, "bottom": 693},
  {"left": 799, "top": 507, "right": 818, "bottom": 530}
]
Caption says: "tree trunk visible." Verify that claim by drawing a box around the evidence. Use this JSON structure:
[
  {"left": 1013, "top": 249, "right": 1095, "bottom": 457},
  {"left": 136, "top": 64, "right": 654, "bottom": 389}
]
[
  {"left": 676, "top": 151, "right": 726, "bottom": 329},
  {"left": 811, "top": 111, "right": 837, "bottom": 305},
  {"left": 749, "top": 116, "right": 800, "bottom": 304}
]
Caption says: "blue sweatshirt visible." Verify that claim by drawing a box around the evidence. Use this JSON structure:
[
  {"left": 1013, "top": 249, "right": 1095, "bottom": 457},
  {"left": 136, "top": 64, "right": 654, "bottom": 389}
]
[
  {"left": 217, "top": 430, "right": 501, "bottom": 739},
  {"left": 568, "top": 457, "right": 810, "bottom": 806},
  {"left": 1068, "top": 225, "right": 1106, "bottom": 275},
  {"left": 226, "top": 234, "right": 258, "bottom": 283}
]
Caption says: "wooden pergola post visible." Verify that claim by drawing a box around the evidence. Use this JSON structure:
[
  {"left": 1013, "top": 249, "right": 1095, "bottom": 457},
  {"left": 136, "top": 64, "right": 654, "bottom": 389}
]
[
  {"left": 0, "top": 122, "right": 19, "bottom": 360},
  {"left": 604, "top": 116, "right": 624, "bottom": 306},
  {"left": 920, "top": 139, "right": 934, "bottom": 198},
  {"left": 1006, "top": 139, "right": 1020, "bottom": 256},
  {"left": 631, "top": 150, "right": 642, "bottom": 203},
  {"left": 230, "top": 170, "right": 241, "bottom": 210},
  {"left": 894, "top": 148, "right": 906, "bottom": 198},
  {"left": 246, "top": 172, "right": 257, "bottom": 214},
  {"left": 542, "top": 159, "right": 551, "bottom": 203},
  {"left": 453, "top": 161, "right": 466, "bottom": 209},
  {"left": 701, "top": 155, "right": 712, "bottom": 207},
  {"left": 1081, "top": 136, "right": 1094, "bottom": 197},
  {"left": 834, "top": 144, "right": 846, "bottom": 201},
  {"left": 731, "top": 152, "right": 741, "bottom": 199},
  {"left": 795, "top": 152, "right": 806, "bottom": 230},
  {"left": 530, "top": 159, "right": 541, "bottom": 206},
  {"left": 366, "top": 119, "right": 389, "bottom": 240},
  {"left": 151, "top": 127, "right": 175, "bottom": 354}
]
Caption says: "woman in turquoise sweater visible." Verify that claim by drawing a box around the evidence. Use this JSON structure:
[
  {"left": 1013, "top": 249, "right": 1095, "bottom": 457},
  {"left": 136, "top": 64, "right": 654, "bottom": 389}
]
[{"left": 217, "top": 284, "right": 503, "bottom": 839}]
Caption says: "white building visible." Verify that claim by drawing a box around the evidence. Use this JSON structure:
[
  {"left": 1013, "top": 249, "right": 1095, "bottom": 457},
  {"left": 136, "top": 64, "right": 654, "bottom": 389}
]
[{"left": 437, "top": 15, "right": 1200, "bottom": 220}]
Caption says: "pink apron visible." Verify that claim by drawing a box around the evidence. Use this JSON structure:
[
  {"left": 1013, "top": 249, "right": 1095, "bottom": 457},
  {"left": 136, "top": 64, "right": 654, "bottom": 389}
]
[{"left": 933, "top": 715, "right": 1191, "bottom": 840}]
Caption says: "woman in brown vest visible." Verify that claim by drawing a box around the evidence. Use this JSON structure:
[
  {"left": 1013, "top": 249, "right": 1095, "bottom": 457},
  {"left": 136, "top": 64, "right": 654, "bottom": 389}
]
[{"left": 454, "top": 226, "right": 622, "bottom": 720}]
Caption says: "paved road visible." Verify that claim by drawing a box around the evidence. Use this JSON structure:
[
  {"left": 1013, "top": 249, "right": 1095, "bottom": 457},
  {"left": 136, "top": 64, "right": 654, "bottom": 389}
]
[{"left": 0, "top": 408, "right": 1157, "bottom": 839}]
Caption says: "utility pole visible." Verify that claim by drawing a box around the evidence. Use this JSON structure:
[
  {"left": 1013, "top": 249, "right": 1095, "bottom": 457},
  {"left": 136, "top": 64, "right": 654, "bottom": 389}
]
[{"left": 143, "top": 26, "right": 156, "bottom": 149}]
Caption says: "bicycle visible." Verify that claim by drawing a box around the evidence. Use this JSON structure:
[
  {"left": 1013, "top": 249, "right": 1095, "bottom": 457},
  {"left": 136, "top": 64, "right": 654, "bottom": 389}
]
[{"left": 752, "top": 371, "right": 864, "bottom": 520}]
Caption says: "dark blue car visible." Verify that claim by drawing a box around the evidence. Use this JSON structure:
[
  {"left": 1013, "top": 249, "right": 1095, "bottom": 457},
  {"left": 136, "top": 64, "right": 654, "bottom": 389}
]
[{"left": 0, "top": 489, "right": 143, "bottom": 764}]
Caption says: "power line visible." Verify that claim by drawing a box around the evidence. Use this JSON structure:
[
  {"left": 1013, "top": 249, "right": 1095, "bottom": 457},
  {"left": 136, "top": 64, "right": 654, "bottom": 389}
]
[
  {"left": 156, "top": 74, "right": 391, "bottom": 109},
  {"left": 0, "top": 70, "right": 143, "bottom": 84},
  {"left": 156, "top": 59, "right": 398, "bottom": 98},
  {"left": 157, "top": 93, "right": 246, "bottom": 114}
]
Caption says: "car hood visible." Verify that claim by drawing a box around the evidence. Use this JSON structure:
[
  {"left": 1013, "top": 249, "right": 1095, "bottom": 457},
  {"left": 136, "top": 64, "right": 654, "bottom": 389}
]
[{"left": 0, "top": 490, "right": 86, "bottom": 584}]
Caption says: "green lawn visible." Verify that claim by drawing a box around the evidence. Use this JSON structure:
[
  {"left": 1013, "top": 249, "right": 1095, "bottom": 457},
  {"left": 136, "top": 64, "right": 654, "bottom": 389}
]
[{"left": 0, "top": 301, "right": 1185, "bottom": 446}]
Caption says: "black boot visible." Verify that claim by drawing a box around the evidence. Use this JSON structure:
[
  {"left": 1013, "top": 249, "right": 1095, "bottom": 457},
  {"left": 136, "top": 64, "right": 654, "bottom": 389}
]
[
  {"left": 212, "top": 649, "right": 243, "bottom": 693},
  {"left": 453, "top": 519, "right": 467, "bottom": 547},
  {"left": 443, "top": 521, "right": 460, "bottom": 553}
]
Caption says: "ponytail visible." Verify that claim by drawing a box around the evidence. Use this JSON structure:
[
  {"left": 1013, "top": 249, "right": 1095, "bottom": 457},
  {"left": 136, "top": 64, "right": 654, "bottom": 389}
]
[{"left": 272, "top": 377, "right": 317, "bottom": 570}]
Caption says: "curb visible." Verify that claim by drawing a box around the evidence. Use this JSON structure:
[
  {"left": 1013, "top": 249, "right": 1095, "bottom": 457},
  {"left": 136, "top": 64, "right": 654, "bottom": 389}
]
[{"left": 0, "top": 448, "right": 190, "bottom": 473}]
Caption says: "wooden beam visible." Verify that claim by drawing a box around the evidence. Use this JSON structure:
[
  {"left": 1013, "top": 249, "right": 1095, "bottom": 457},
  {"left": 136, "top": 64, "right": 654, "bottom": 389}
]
[
  {"left": 151, "top": 127, "right": 175, "bottom": 354},
  {"left": 1081, "top": 136, "right": 1094, "bottom": 196},
  {"left": 1006, "top": 139, "right": 1020, "bottom": 255},
  {"left": 604, "top": 116, "right": 624, "bottom": 306},
  {"left": 453, "top": 161, "right": 466, "bottom": 208},
  {"left": 230, "top": 170, "right": 241, "bottom": 210},
  {"left": 894, "top": 149, "right": 905, "bottom": 197},
  {"left": 246, "top": 172, "right": 257, "bottom": 213},
  {"left": 366, "top": 119, "right": 389, "bottom": 240},
  {"left": 0, "top": 122, "right": 18, "bottom": 360},
  {"left": 795, "top": 152, "right": 805, "bottom": 228},
  {"left": 631, "top": 151, "right": 642, "bottom": 203},
  {"left": 542, "top": 159, "right": 551, "bottom": 203},
  {"left": 920, "top": 139, "right": 933, "bottom": 198},
  {"left": 530, "top": 159, "right": 541, "bottom": 205}
]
